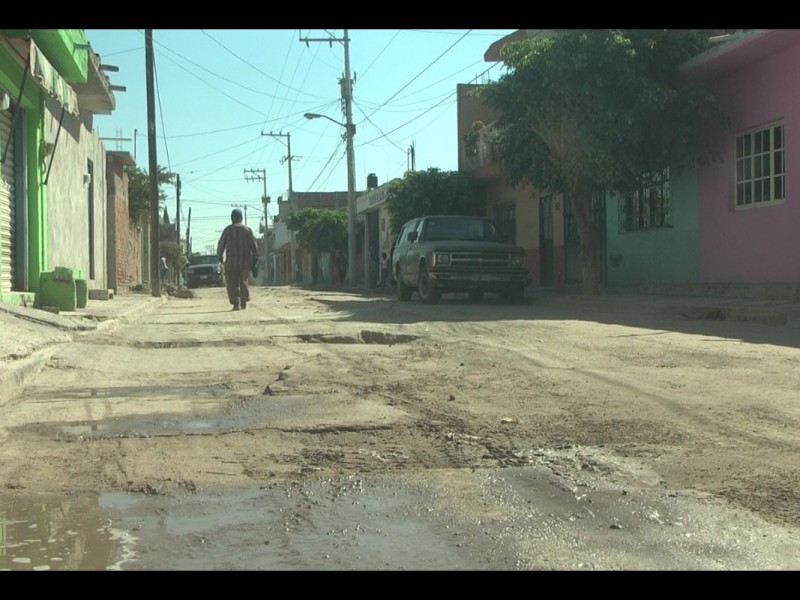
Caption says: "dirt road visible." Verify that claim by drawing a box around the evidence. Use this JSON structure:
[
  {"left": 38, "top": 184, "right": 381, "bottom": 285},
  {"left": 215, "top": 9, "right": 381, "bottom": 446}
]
[{"left": 1, "top": 285, "right": 799, "bottom": 570}]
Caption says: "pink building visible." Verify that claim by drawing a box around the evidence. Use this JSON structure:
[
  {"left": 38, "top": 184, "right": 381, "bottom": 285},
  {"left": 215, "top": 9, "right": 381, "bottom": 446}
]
[{"left": 684, "top": 30, "right": 800, "bottom": 284}]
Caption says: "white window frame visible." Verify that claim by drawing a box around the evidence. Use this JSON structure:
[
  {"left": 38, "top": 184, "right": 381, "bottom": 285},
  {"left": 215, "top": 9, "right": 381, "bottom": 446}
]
[{"left": 735, "top": 120, "right": 785, "bottom": 210}]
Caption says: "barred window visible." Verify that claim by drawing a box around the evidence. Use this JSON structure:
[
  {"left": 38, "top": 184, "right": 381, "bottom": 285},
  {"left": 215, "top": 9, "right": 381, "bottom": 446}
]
[
  {"left": 496, "top": 204, "right": 516, "bottom": 244},
  {"left": 736, "top": 121, "right": 784, "bottom": 208},
  {"left": 618, "top": 168, "right": 671, "bottom": 233}
]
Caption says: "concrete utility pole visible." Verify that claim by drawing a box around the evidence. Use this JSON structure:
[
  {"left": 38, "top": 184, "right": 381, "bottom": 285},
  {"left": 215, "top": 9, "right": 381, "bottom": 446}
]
[
  {"left": 145, "top": 29, "right": 160, "bottom": 298},
  {"left": 261, "top": 131, "right": 297, "bottom": 285},
  {"left": 299, "top": 29, "right": 358, "bottom": 287},
  {"left": 175, "top": 174, "right": 181, "bottom": 246},
  {"left": 244, "top": 168, "right": 269, "bottom": 285},
  {"left": 186, "top": 207, "right": 192, "bottom": 257}
]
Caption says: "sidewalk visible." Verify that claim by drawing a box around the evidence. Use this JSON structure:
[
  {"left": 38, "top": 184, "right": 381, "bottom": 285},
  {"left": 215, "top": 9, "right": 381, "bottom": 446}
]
[{"left": 0, "top": 292, "right": 164, "bottom": 404}]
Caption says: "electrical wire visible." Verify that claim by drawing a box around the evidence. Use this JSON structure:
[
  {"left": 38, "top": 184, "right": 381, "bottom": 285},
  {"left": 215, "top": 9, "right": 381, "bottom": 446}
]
[
  {"left": 153, "top": 49, "right": 171, "bottom": 172},
  {"left": 361, "top": 30, "right": 472, "bottom": 122},
  {"left": 200, "top": 30, "right": 331, "bottom": 100}
]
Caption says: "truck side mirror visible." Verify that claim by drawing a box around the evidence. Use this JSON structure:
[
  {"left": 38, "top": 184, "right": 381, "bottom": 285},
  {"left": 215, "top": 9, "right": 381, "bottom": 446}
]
[{"left": 407, "top": 231, "right": 418, "bottom": 242}]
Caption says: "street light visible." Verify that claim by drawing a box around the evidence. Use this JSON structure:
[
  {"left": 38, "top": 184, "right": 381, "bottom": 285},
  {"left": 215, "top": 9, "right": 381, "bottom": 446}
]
[{"left": 305, "top": 112, "right": 357, "bottom": 287}]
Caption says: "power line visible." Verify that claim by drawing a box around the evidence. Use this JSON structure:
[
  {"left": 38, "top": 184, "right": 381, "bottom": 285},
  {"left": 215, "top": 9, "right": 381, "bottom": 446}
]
[
  {"left": 153, "top": 49, "right": 171, "bottom": 172},
  {"left": 358, "top": 30, "right": 401, "bottom": 81},
  {"left": 362, "top": 30, "right": 472, "bottom": 122},
  {"left": 154, "top": 47, "right": 270, "bottom": 118},
  {"left": 360, "top": 61, "right": 503, "bottom": 146},
  {"left": 200, "top": 30, "right": 332, "bottom": 101}
]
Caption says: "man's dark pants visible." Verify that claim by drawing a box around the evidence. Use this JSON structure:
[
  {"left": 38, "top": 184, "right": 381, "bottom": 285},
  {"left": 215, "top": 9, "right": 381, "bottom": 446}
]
[{"left": 225, "top": 267, "right": 251, "bottom": 308}]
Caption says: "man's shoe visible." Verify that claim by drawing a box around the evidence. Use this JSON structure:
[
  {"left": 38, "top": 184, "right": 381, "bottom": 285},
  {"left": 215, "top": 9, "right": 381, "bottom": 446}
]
[
  {"left": 241, "top": 301, "right": 247, "bottom": 310},
  {"left": 232, "top": 305, "right": 240, "bottom": 311}
]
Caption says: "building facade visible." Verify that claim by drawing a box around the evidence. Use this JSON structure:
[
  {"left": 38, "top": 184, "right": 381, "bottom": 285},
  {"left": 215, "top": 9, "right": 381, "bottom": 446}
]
[{"left": 0, "top": 29, "right": 119, "bottom": 306}]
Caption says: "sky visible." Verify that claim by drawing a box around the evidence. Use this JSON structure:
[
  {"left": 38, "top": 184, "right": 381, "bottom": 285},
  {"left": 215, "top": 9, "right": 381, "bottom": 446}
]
[{"left": 83, "top": 29, "right": 516, "bottom": 254}]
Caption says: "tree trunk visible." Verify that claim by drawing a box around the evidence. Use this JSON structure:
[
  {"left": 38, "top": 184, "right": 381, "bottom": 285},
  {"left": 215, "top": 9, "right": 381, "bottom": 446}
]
[{"left": 572, "top": 192, "right": 600, "bottom": 295}]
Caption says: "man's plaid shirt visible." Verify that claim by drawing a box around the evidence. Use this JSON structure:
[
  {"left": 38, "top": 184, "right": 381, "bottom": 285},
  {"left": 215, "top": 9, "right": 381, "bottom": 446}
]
[{"left": 217, "top": 222, "right": 258, "bottom": 271}]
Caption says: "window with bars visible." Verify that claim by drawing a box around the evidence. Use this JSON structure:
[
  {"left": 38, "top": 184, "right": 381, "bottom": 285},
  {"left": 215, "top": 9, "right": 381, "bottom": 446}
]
[
  {"left": 496, "top": 204, "right": 516, "bottom": 244},
  {"left": 736, "top": 121, "right": 785, "bottom": 208},
  {"left": 618, "top": 168, "right": 671, "bottom": 233}
]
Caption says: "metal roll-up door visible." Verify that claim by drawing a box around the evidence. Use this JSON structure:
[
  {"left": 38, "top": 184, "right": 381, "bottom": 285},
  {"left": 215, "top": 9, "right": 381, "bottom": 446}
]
[{"left": 0, "top": 102, "right": 16, "bottom": 293}]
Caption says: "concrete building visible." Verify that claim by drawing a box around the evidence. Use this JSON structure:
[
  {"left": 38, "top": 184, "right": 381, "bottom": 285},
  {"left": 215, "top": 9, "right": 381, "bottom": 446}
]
[
  {"left": 355, "top": 176, "right": 400, "bottom": 288},
  {"left": 0, "top": 29, "right": 119, "bottom": 306}
]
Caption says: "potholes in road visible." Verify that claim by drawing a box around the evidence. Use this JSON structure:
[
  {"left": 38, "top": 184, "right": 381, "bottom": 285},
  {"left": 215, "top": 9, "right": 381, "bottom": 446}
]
[
  {"left": 97, "top": 330, "right": 419, "bottom": 349},
  {"left": 0, "top": 475, "right": 518, "bottom": 571},
  {"left": 3, "top": 464, "right": 799, "bottom": 570}
]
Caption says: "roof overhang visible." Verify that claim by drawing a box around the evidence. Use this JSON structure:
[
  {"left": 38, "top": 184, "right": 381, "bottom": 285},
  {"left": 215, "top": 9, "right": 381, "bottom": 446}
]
[
  {"left": 71, "top": 48, "right": 115, "bottom": 115},
  {"left": 681, "top": 29, "right": 800, "bottom": 80},
  {"left": 0, "top": 34, "right": 80, "bottom": 116}
]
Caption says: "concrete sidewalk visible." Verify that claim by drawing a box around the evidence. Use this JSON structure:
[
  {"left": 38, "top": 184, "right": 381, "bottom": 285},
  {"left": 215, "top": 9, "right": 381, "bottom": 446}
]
[{"left": 0, "top": 292, "right": 165, "bottom": 404}]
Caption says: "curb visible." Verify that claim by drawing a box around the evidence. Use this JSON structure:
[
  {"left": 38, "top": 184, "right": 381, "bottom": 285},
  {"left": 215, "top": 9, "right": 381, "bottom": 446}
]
[
  {"left": 93, "top": 295, "right": 166, "bottom": 333},
  {"left": 0, "top": 347, "right": 59, "bottom": 407},
  {"left": 0, "top": 295, "right": 166, "bottom": 406}
]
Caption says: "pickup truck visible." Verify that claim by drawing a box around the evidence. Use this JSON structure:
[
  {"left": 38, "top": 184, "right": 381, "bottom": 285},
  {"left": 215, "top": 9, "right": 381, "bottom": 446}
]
[
  {"left": 186, "top": 254, "right": 224, "bottom": 289},
  {"left": 392, "top": 215, "right": 528, "bottom": 304}
]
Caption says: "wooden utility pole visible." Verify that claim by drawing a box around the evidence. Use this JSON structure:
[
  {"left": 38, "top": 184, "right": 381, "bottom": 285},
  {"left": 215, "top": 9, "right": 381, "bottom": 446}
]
[
  {"left": 186, "top": 207, "right": 192, "bottom": 256},
  {"left": 145, "top": 29, "right": 160, "bottom": 297},
  {"left": 175, "top": 174, "right": 181, "bottom": 246}
]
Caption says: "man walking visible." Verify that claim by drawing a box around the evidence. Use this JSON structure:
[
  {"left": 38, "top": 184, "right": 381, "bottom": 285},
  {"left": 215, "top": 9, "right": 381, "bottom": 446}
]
[{"left": 217, "top": 208, "right": 258, "bottom": 311}]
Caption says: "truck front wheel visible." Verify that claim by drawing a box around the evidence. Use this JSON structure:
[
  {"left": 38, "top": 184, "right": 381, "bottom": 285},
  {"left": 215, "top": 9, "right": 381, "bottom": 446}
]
[{"left": 417, "top": 265, "right": 441, "bottom": 304}]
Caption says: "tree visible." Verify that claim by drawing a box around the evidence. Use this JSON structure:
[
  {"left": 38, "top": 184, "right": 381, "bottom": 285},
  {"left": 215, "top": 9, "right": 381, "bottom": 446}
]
[
  {"left": 284, "top": 207, "right": 348, "bottom": 284},
  {"left": 385, "top": 167, "right": 485, "bottom": 233},
  {"left": 480, "top": 29, "right": 729, "bottom": 294},
  {"left": 160, "top": 240, "right": 187, "bottom": 284},
  {"left": 126, "top": 165, "right": 175, "bottom": 225}
]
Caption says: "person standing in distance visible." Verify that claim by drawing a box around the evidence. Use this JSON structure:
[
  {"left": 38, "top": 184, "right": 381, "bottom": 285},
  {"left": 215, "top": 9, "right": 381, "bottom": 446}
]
[{"left": 217, "top": 208, "right": 258, "bottom": 311}]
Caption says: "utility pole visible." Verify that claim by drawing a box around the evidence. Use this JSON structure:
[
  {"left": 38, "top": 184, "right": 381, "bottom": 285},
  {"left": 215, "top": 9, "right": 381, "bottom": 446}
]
[
  {"left": 145, "top": 29, "right": 160, "bottom": 298},
  {"left": 300, "top": 29, "right": 358, "bottom": 287},
  {"left": 408, "top": 141, "right": 416, "bottom": 172},
  {"left": 186, "top": 207, "right": 192, "bottom": 257},
  {"left": 244, "top": 168, "right": 269, "bottom": 284},
  {"left": 261, "top": 131, "right": 297, "bottom": 194},
  {"left": 261, "top": 131, "right": 297, "bottom": 285},
  {"left": 175, "top": 174, "right": 181, "bottom": 246},
  {"left": 175, "top": 174, "right": 181, "bottom": 285}
]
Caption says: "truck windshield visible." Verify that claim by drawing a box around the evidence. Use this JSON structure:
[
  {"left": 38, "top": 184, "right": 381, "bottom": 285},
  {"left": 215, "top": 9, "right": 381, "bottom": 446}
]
[{"left": 421, "top": 218, "right": 502, "bottom": 242}]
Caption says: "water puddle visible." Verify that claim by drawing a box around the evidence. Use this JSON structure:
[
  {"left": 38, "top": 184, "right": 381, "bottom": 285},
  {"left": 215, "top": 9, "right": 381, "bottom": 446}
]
[
  {"left": 0, "top": 476, "right": 517, "bottom": 570},
  {"left": 0, "top": 495, "right": 121, "bottom": 570}
]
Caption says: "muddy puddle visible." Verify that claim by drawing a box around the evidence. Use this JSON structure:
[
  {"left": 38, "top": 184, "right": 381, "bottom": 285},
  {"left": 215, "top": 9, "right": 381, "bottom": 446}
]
[
  {"left": 0, "top": 475, "right": 518, "bottom": 571},
  {"left": 3, "top": 466, "right": 800, "bottom": 570}
]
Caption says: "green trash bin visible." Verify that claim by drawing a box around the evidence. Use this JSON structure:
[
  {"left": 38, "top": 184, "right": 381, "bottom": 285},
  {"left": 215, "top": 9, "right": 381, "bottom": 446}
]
[{"left": 38, "top": 267, "right": 77, "bottom": 311}]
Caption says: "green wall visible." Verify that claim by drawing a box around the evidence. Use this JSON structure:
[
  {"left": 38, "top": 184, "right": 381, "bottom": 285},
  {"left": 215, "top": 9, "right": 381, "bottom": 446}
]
[
  {"left": 0, "top": 42, "right": 48, "bottom": 296},
  {"left": 604, "top": 169, "right": 700, "bottom": 287},
  {"left": 30, "top": 30, "right": 88, "bottom": 83}
]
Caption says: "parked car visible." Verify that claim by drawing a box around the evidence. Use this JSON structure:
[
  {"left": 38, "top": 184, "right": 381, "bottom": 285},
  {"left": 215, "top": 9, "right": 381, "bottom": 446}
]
[
  {"left": 186, "top": 254, "right": 224, "bottom": 288},
  {"left": 392, "top": 215, "right": 528, "bottom": 304}
]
